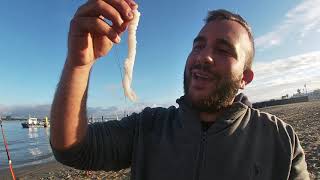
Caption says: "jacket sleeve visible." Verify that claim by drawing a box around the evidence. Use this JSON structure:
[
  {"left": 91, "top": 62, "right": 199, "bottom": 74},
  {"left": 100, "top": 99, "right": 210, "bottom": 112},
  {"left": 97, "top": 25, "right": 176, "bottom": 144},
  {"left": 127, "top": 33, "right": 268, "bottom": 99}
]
[
  {"left": 286, "top": 125, "right": 310, "bottom": 180},
  {"left": 51, "top": 113, "right": 138, "bottom": 171}
]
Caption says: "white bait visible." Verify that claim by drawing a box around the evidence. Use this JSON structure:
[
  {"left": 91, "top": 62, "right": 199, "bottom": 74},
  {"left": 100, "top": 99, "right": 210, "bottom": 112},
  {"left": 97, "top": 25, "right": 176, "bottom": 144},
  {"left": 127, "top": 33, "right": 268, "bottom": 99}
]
[{"left": 122, "top": 10, "right": 140, "bottom": 102}]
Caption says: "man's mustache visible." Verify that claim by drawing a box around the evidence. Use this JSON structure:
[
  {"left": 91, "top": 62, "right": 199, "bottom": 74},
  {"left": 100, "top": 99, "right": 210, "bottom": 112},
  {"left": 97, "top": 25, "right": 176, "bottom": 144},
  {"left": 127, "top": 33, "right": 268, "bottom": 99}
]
[{"left": 189, "top": 63, "right": 221, "bottom": 80}]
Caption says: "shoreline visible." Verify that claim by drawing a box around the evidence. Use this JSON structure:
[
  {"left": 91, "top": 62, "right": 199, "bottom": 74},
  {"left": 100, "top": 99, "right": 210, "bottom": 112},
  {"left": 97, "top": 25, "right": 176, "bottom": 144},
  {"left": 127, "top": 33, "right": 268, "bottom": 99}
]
[
  {"left": 0, "top": 160, "right": 131, "bottom": 180},
  {"left": 0, "top": 160, "right": 63, "bottom": 179}
]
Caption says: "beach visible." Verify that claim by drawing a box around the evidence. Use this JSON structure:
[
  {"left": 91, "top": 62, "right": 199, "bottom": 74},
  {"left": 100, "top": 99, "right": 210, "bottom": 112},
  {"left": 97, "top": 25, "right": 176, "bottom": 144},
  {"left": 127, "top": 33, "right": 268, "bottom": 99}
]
[
  {"left": 0, "top": 100, "right": 319, "bottom": 179},
  {"left": 0, "top": 161, "right": 131, "bottom": 180},
  {"left": 261, "top": 100, "right": 320, "bottom": 179}
]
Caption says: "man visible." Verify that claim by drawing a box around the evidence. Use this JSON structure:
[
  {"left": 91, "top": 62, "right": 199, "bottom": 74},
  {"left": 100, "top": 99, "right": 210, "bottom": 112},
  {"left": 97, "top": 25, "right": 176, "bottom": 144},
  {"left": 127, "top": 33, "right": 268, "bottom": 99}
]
[{"left": 50, "top": 0, "right": 310, "bottom": 179}]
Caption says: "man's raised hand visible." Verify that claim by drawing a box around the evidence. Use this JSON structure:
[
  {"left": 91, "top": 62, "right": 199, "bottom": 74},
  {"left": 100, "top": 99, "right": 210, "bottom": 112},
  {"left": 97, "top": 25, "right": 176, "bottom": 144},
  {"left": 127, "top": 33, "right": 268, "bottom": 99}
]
[{"left": 67, "top": 0, "right": 138, "bottom": 68}]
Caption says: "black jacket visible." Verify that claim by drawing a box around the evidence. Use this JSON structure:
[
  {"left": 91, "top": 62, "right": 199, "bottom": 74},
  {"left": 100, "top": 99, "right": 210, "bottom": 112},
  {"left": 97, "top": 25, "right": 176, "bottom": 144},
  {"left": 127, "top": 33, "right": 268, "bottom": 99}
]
[{"left": 52, "top": 95, "right": 309, "bottom": 180}]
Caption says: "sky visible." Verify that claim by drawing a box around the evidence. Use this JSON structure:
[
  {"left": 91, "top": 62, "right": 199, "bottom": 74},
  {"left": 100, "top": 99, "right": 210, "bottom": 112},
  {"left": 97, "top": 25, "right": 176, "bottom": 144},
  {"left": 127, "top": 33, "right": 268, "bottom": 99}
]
[{"left": 0, "top": 0, "right": 320, "bottom": 117}]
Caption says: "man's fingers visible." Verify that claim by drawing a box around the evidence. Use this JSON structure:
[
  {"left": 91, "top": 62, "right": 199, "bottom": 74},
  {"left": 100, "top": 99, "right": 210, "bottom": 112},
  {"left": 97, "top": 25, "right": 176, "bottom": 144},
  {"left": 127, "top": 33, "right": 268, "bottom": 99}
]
[
  {"left": 93, "top": 36, "right": 114, "bottom": 58},
  {"left": 75, "top": 0, "right": 124, "bottom": 28},
  {"left": 107, "top": 0, "right": 135, "bottom": 21},
  {"left": 71, "top": 17, "right": 121, "bottom": 43},
  {"left": 124, "top": 0, "right": 138, "bottom": 9}
]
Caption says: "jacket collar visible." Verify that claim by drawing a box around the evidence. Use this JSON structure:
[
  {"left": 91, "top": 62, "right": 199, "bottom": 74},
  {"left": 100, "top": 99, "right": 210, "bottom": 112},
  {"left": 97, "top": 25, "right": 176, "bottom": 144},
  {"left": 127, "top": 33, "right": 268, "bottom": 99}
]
[{"left": 176, "top": 94, "right": 249, "bottom": 135}]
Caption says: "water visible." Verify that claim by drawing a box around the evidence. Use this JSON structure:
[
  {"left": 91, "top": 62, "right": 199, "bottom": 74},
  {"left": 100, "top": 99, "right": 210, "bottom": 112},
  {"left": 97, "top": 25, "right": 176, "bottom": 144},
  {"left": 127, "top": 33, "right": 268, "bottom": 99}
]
[{"left": 0, "top": 121, "right": 54, "bottom": 170}]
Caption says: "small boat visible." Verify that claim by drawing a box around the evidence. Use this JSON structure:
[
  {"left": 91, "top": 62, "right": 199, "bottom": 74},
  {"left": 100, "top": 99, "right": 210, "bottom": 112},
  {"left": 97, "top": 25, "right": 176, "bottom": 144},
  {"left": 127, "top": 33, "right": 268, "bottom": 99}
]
[
  {"left": 21, "top": 116, "right": 50, "bottom": 128},
  {"left": 43, "top": 117, "right": 50, "bottom": 128}
]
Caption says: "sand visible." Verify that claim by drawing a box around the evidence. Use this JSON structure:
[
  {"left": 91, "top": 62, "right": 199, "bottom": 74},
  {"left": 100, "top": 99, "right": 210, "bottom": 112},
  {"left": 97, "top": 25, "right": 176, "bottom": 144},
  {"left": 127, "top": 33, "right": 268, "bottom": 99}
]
[
  {"left": 261, "top": 100, "right": 320, "bottom": 179},
  {"left": 0, "top": 101, "right": 319, "bottom": 179}
]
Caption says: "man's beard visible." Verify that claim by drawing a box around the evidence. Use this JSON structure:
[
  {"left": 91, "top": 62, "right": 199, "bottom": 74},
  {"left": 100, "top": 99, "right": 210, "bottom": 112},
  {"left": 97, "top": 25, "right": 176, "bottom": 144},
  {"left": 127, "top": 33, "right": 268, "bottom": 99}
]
[{"left": 183, "top": 64, "right": 241, "bottom": 113}]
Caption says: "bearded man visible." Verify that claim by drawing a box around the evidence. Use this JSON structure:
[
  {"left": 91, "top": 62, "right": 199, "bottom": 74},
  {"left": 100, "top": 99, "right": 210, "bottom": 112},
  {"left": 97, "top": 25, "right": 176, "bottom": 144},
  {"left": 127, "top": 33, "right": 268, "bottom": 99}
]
[{"left": 50, "top": 0, "right": 309, "bottom": 179}]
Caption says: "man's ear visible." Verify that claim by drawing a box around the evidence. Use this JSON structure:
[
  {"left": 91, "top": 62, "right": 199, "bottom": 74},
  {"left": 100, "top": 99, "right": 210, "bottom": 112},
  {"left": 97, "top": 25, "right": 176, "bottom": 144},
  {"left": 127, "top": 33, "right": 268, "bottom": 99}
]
[{"left": 239, "top": 69, "right": 254, "bottom": 89}]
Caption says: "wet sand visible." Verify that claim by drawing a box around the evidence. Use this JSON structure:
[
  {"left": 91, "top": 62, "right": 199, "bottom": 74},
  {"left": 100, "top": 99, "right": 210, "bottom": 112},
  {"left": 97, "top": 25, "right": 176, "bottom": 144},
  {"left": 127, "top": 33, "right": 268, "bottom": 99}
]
[{"left": 0, "top": 100, "right": 319, "bottom": 179}]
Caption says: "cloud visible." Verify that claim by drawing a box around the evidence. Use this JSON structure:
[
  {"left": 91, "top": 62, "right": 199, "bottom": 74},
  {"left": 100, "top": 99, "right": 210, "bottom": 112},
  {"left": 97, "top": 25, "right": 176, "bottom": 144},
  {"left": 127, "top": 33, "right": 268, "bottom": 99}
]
[
  {"left": 243, "top": 51, "right": 320, "bottom": 102},
  {"left": 87, "top": 101, "right": 174, "bottom": 119},
  {"left": 255, "top": 0, "right": 320, "bottom": 49},
  {"left": 0, "top": 104, "right": 51, "bottom": 118},
  {"left": 0, "top": 101, "right": 175, "bottom": 119}
]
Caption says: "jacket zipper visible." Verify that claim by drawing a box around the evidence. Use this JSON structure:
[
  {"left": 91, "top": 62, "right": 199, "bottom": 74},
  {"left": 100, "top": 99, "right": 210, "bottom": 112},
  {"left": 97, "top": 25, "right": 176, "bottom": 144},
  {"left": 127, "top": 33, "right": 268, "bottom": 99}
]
[{"left": 195, "top": 123, "right": 208, "bottom": 180}]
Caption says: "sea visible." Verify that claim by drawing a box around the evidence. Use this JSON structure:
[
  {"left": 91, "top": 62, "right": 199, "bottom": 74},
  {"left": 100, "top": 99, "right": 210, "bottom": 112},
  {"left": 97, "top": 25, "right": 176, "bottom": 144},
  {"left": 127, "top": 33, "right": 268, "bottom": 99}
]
[{"left": 0, "top": 120, "right": 53, "bottom": 170}]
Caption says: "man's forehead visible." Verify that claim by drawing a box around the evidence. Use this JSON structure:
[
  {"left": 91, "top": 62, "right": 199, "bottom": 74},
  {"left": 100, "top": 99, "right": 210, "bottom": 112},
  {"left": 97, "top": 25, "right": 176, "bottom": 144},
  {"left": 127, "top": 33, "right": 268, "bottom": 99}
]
[
  {"left": 198, "top": 20, "right": 246, "bottom": 43},
  {"left": 196, "top": 20, "right": 251, "bottom": 61}
]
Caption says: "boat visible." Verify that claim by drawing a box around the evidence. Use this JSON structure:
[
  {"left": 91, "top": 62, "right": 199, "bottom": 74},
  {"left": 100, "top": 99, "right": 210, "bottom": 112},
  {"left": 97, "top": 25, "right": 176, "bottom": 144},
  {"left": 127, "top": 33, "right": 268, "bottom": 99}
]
[
  {"left": 21, "top": 116, "right": 50, "bottom": 128},
  {"left": 43, "top": 116, "right": 50, "bottom": 128}
]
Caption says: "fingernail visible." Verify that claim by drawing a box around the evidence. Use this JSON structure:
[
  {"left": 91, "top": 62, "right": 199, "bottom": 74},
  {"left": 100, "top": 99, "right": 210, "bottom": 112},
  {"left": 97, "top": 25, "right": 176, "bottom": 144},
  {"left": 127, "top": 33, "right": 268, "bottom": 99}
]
[
  {"left": 115, "top": 36, "right": 121, "bottom": 43},
  {"left": 130, "top": 0, "right": 137, "bottom": 6},
  {"left": 119, "top": 19, "right": 124, "bottom": 26},
  {"left": 127, "top": 11, "right": 133, "bottom": 18}
]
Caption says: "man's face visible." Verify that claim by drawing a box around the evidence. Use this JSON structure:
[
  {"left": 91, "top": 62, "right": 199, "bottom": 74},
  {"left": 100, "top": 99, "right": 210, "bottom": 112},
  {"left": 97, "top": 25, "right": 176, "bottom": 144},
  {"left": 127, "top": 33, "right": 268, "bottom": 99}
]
[{"left": 184, "top": 20, "right": 252, "bottom": 112}]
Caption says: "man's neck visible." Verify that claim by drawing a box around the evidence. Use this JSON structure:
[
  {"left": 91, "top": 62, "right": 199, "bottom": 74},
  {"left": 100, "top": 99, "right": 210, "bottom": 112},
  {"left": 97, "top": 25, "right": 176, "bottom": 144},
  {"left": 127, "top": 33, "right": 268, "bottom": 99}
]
[
  {"left": 199, "top": 111, "right": 222, "bottom": 122},
  {"left": 199, "top": 100, "right": 235, "bottom": 122}
]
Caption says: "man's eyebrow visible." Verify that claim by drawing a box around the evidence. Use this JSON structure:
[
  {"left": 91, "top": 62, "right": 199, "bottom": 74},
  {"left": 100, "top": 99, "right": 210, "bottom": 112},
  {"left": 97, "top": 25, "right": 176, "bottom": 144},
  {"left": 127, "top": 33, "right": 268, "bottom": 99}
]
[
  {"left": 215, "top": 38, "right": 238, "bottom": 59},
  {"left": 193, "top": 36, "right": 206, "bottom": 44},
  {"left": 215, "top": 38, "right": 235, "bottom": 50}
]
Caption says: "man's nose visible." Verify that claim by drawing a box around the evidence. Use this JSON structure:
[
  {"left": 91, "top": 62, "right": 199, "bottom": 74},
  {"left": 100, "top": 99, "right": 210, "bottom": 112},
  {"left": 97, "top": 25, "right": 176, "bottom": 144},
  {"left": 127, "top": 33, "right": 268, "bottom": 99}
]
[{"left": 196, "top": 48, "right": 214, "bottom": 65}]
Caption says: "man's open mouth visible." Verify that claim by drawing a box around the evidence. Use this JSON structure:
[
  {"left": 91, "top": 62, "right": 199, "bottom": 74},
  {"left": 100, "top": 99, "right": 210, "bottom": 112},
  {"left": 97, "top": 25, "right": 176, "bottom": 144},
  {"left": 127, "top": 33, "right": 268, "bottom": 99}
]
[{"left": 191, "top": 70, "right": 212, "bottom": 81}]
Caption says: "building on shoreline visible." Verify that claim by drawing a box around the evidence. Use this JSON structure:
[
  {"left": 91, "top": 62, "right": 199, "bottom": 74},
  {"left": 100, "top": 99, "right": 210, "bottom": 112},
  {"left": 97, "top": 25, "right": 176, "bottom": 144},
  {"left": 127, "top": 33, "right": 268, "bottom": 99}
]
[
  {"left": 252, "top": 88, "right": 320, "bottom": 108},
  {"left": 308, "top": 89, "right": 320, "bottom": 101}
]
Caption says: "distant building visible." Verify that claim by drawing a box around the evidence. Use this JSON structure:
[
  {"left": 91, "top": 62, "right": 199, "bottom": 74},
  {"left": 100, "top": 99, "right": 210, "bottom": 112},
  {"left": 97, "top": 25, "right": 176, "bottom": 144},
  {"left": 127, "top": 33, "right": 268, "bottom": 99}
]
[
  {"left": 309, "top": 89, "right": 320, "bottom": 100},
  {"left": 253, "top": 88, "right": 320, "bottom": 108},
  {"left": 253, "top": 96, "right": 309, "bottom": 109}
]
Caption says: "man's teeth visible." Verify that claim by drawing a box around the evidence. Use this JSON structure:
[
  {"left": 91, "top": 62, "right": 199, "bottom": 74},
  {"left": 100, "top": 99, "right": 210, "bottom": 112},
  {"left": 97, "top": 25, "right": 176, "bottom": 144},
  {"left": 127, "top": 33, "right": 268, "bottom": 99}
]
[{"left": 194, "top": 72, "right": 209, "bottom": 79}]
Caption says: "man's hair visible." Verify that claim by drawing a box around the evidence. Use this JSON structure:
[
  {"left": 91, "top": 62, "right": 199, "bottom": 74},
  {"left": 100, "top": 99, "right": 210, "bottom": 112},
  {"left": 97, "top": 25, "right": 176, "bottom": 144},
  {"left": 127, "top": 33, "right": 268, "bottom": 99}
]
[{"left": 205, "top": 9, "right": 255, "bottom": 71}]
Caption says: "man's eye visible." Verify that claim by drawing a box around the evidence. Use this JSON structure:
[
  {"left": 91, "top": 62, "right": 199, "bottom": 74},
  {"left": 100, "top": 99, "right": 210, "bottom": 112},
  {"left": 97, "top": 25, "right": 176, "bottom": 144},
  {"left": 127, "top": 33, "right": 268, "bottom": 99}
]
[
  {"left": 216, "top": 48, "right": 232, "bottom": 56},
  {"left": 218, "top": 48, "right": 229, "bottom": 53},
  {"left": 192, "top": 45, "right": 203, "bottom": 51}
]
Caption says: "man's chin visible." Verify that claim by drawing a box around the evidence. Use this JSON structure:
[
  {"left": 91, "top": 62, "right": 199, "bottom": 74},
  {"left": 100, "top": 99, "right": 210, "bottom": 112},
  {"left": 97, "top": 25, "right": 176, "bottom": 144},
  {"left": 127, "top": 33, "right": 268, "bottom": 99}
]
[
  {"left": 186, "top": 94, "right": 219, "bottom": 113},
  {"left": 188, "top": 87, "right": 212, "bottom": 100},
  {"left": 185, "top": 86, "right": 233, "bottom": 113},
  {"left": 187, "top": 90, "right": 213, "bottom": 108},
  {"left": 183, "top": 72, "right": 241, "bottom": 113}
]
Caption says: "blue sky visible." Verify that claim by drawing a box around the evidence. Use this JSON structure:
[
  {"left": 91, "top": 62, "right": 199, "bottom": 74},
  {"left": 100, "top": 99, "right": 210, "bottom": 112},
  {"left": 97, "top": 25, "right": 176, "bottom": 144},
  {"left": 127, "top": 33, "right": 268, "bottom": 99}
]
[{"left": 1, "top": 0, "right": 320, "bottom": 116}]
